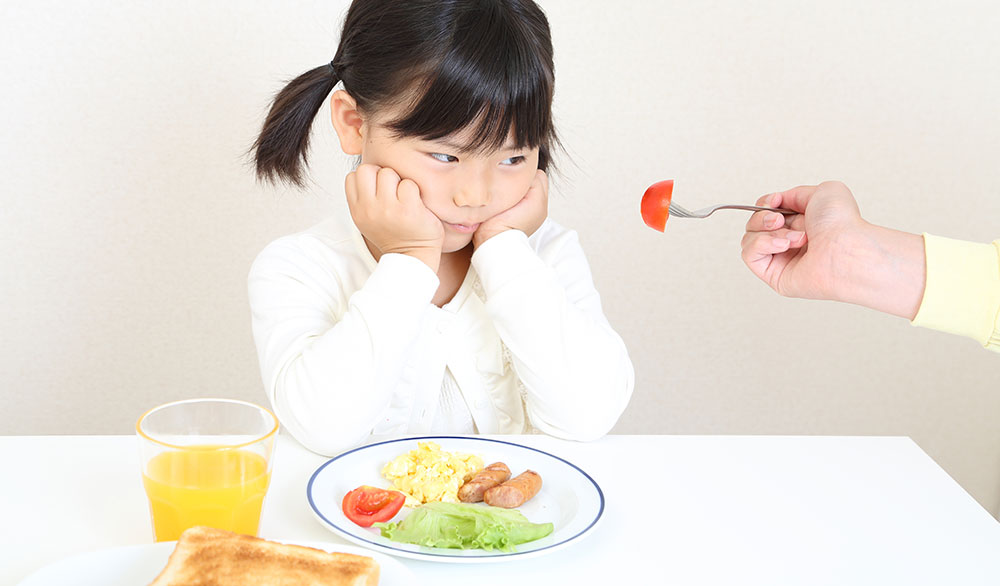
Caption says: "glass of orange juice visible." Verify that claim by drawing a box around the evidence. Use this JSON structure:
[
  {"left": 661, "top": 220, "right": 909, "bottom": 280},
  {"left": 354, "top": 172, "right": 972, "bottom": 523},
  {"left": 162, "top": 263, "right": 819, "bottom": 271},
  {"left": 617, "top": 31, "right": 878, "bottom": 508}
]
[{"left": 136, "top": 398, "right": 279, "bottom": 542}]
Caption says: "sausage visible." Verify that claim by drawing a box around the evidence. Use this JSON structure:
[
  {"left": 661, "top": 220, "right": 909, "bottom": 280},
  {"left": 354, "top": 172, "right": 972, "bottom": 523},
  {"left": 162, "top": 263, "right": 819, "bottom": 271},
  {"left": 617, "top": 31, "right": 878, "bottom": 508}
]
[
  {"left": 458, "top": 462, "right": 511, "bottom": 503},
  {"left": 483, "top": 470, "right": 542, "bottom": 508}
]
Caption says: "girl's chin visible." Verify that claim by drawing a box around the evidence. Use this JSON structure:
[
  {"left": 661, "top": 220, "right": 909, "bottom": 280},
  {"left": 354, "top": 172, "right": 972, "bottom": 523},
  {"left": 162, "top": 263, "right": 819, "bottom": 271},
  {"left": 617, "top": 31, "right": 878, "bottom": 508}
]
[{"left": 442, "top": 233, "right": 475, "bottom": 253}]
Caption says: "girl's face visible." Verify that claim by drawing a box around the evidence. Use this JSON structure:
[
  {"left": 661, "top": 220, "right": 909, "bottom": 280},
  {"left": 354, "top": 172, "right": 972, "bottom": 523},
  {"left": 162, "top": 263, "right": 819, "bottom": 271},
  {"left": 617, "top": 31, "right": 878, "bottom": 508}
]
[{"left": 360, "top": 111, "right": 541, "bottom": 253}]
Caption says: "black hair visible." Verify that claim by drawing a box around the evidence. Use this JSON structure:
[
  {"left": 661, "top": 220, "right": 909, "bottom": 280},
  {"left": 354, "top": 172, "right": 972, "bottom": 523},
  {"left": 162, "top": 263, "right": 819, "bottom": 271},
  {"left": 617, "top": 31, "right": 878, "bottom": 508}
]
[{"left": 252, "top": 0, "right": 557, "bottom": 188}]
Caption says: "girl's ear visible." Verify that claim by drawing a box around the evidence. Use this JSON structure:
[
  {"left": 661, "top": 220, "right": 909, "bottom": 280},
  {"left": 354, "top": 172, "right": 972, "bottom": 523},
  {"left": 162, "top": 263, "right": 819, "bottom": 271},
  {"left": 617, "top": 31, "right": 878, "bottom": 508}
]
[{"left": 330, "top": 90, "right": 365, "bottom": 155}]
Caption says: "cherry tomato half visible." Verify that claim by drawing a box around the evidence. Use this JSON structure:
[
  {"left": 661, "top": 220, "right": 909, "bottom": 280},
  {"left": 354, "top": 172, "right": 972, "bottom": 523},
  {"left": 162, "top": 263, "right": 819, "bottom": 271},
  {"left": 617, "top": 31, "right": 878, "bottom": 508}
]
[
  {"left": 641, "top": 179, "right": 674, "bottom": 232},
  {"left": 342, "top": 485, "right": 406, "bottom": 528}
]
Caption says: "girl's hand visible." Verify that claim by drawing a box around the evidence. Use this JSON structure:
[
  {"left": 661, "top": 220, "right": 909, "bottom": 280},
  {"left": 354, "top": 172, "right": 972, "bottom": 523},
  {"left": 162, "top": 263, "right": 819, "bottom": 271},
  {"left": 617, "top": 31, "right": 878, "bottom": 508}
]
[
  {"left": 346, "top": 164, "right": 445, "bottom": 272},
  {"left": 740, "top": 181, "right": 925, "bottom": 319},
  {"left": 473, "top": 169, "right": 549, "bottom": 248}
]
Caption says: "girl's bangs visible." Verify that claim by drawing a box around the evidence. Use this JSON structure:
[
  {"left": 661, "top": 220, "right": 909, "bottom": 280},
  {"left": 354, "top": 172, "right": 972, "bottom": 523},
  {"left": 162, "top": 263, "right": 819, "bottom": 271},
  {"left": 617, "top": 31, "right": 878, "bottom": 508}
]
[{"left": 385, "top": 11, "right": 554, "bottom": 154}]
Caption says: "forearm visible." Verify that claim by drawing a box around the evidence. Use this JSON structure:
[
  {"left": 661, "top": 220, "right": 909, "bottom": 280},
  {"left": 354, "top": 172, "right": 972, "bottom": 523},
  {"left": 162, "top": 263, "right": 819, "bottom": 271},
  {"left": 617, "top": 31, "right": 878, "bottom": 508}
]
[
  {"left": 493, "top": 299, "right": 634, "bottom": 440},
  {"left": 472, "top": 230, "right": 634, "bottom": 439},
  {"left": 268, "top": 311, "right": 417, "bottom": 455},
  {"left": 832, "top": 223, "right": 926, "bottom": 319},
  {"left": 250, "top": 252, "right": 438, "bottom": 454}
]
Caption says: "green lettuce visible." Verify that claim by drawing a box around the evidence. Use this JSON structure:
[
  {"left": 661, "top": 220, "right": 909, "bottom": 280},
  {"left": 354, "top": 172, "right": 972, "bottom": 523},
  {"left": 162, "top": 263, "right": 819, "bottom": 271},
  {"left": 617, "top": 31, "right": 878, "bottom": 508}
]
[{"left": 373, "top": 501, "right": 554, "bottom": 551}]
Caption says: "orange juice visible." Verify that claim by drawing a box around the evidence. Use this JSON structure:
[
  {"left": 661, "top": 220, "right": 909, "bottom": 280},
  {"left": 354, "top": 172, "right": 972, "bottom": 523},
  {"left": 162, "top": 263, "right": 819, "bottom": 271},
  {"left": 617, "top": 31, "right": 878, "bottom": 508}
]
[{"left": 142, "top": 446, "right": 271, "bottom": 541}]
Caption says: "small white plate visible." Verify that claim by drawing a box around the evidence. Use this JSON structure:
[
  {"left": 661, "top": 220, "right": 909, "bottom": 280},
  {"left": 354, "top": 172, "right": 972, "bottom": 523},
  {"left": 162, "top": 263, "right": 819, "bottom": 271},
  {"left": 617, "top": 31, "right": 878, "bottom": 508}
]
[
  {"left": 16, "top": 540, "right": 417, "bottom": 585},
  {"left": 307, "top": 435, "right": 604, "bottom": 563}
]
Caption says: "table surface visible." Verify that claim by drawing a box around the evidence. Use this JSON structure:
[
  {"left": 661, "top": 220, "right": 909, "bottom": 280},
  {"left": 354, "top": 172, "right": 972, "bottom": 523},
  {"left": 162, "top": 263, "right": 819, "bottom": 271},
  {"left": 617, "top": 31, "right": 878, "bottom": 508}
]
[{"left": 2, "top": 434, "right": 999, "bottom": 585}]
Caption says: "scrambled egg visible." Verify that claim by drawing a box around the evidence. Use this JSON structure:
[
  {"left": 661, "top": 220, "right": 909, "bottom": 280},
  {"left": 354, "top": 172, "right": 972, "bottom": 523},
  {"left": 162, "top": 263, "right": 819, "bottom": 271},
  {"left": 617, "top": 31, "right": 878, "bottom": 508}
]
[{"left": 381, "top": 441, "right": 483, "bottom": 506}]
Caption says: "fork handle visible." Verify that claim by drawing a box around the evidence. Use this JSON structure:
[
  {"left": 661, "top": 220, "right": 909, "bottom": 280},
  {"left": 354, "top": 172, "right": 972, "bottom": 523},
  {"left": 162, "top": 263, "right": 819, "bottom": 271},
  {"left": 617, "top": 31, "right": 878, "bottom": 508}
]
[{"left": 717, "top": 205, "right": 797, "bottom": 215}]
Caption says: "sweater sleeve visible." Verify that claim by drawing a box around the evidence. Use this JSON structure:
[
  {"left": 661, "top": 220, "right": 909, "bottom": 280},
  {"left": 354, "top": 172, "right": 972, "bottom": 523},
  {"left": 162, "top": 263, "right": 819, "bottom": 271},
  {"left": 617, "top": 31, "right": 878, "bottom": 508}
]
[
  {"left": 249, "top": 238, "right": 438, "bottom": 455},
  {"left": 470, "top": 227, "right": 635, "bottom": 441},
  {"left": 911, "top": 234, "right": 1000, "bottom": 352}
]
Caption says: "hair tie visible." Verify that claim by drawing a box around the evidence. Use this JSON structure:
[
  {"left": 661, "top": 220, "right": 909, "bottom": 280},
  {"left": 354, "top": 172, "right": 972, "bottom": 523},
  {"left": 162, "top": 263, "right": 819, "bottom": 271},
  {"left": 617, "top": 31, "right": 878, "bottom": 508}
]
[{"left": 328, "top": 60, "right": 338, "bottom": 78}]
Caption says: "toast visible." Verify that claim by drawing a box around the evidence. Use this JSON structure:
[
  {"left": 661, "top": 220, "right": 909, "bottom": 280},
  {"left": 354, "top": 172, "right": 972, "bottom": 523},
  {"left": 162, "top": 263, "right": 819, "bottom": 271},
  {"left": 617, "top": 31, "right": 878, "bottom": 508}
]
[{"left": 148, "top": 526, "right": 380, "bottom": 586}]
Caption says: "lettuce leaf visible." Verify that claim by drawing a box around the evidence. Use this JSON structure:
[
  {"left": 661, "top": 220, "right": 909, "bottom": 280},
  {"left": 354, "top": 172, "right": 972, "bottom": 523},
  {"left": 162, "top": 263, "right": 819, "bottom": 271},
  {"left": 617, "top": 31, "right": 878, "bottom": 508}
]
[{"left": 372, "top": 501, "right": 554, "bottom": 551}]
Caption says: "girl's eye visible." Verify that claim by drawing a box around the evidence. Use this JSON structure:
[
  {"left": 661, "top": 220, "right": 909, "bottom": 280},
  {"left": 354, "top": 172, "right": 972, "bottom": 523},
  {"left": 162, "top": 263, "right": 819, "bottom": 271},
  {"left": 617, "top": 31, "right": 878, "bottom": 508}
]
[
  {"left": 500, "top": 155, "right": 526, "bottom": 166},
  {"left": 430, "top": 153, "right": 458, "bottom": 163}
]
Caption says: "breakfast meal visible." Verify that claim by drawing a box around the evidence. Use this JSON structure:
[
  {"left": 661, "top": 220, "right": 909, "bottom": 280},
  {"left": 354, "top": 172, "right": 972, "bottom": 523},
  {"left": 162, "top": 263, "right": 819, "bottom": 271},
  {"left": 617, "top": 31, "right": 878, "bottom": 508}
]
[
  {"left": 339, "top": 443, "right": 552, "bottom": 552},
  {"left": 457, "top": 461, "right": 511, "bottom": 503},
  {"left": 380, "top": 441, "right": 484, "bottom": 505},
  {"left": 148, "top": 526, "right": 380, "bottom": 586},
  {"left": 483, "top": 470, "right": 542, "bottom": 509}
]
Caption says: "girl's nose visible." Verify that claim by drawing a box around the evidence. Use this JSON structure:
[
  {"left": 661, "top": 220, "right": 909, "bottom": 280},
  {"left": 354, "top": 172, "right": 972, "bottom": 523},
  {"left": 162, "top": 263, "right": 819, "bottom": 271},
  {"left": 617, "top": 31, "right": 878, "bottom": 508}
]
[{"left": 453, "top": 171, "right": 491, "bottom": 207}]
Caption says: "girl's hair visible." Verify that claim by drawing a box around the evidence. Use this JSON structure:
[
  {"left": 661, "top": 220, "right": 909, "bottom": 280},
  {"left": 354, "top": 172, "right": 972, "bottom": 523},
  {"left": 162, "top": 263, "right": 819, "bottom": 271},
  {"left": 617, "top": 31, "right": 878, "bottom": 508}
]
[{"left": 252, "top": 0, "right": 557, "bottom": 188}]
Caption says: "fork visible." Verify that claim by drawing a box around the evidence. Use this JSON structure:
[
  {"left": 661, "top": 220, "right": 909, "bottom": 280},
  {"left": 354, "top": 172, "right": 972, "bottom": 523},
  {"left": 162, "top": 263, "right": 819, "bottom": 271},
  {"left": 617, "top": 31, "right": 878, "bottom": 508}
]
[{"left": 668, "top": 201, "right": 796, "bottom": 219}]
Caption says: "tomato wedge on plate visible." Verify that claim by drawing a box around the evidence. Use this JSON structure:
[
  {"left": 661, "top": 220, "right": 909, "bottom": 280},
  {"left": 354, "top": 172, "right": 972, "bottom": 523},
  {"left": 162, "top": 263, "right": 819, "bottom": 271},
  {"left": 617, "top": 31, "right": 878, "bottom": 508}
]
[
  {"left": 342, "top": 485, "right": 406, "bottom": 528},
  {"left": 641, "top": 179, "right": 674, "bottom": 232}
]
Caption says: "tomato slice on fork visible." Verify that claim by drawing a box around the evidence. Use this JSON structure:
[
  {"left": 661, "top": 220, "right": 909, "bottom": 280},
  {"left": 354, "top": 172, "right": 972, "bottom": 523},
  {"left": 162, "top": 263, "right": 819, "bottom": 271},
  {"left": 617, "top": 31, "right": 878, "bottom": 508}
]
[{"left": 640, "top": 179, "right": 674, "bottom": 232}]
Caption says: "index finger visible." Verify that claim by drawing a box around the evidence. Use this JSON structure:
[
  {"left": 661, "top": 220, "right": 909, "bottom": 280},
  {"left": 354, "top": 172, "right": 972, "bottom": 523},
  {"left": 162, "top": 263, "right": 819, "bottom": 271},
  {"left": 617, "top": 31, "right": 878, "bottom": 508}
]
[
  {"left": 745, "top": 209, "right": 787, "bottom": 232},
  {"left": 527, "top": 169, "right": 549, "bottom": 199},
  {"left": 344, "top": 171, "right": 358, "bottom": 207},
  {"left": 353, "top": 164, "right": 381, "bottom": 201},
  {"left": 771, "top": 185, "right": 819, "bottom": 213}
]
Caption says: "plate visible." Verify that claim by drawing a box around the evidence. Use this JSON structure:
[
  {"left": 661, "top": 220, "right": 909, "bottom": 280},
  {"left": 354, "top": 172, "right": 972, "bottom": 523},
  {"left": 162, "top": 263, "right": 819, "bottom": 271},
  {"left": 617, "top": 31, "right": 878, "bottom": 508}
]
[
  {"left": 307, "top": 435, "right": 604, "bottom": 563},
  {"left": 16, "top": 540, "right": 417, "bottom": 585}
]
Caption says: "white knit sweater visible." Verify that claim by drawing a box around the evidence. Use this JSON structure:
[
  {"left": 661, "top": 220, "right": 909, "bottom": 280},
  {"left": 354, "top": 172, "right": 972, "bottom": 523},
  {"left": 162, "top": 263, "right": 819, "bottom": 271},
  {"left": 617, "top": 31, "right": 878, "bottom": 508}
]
[{"left": 248, "top": 216, "right": 634, "bottom": 456}]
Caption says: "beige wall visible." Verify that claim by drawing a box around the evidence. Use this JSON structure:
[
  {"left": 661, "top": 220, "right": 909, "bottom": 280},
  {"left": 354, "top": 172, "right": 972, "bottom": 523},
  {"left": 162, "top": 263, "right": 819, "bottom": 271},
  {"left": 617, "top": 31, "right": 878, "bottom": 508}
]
[{"left": 3, "top": 1, "right": 999, "bottom": 515}]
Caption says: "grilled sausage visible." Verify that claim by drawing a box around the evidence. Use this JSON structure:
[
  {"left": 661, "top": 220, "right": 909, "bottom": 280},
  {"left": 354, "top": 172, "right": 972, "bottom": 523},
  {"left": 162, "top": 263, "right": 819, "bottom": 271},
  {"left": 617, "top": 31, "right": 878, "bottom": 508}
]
[
  {"left": 483, "top": 470, "right": 542, "bottom": 508},
  {"left": 458, "top": 462, "right": 511, "bottom": 503}
]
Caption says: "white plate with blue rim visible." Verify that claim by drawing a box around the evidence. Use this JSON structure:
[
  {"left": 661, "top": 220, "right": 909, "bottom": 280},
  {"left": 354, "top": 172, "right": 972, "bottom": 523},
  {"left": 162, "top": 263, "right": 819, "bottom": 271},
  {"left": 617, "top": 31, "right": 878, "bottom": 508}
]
[
  {"left": 16, "top": 540, "right": 417, "bottom": 585},
  {"left": 306, "top": 435, "right": 605, "bottom": 563}
]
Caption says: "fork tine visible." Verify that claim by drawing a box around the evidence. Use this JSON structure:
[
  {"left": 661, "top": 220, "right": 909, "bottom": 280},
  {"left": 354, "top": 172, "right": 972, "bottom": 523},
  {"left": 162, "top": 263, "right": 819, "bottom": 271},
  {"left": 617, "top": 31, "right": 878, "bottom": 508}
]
[{"left": 668, "top": 202, "right": 692, "bottom": 218}]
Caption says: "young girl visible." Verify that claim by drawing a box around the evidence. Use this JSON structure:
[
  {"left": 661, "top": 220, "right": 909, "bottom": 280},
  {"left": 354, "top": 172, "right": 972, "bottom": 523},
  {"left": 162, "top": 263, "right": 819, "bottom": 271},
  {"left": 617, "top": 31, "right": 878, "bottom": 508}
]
[{"left": 248, "top": 0, "right": 634, "bottom": 456}]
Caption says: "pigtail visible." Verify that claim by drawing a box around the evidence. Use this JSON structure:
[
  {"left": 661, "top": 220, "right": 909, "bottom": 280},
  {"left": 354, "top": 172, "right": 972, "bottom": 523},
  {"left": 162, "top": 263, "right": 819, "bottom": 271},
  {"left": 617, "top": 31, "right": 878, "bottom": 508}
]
[{"left": 252, "top": 64, "right": 340, "bottom": 188}]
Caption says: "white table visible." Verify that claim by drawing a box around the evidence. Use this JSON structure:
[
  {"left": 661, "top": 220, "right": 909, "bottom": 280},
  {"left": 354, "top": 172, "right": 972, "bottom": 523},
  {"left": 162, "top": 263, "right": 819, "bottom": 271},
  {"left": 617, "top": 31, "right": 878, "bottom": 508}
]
[{"left": 2, "top": 434, "right": 998, "bottom": 585}]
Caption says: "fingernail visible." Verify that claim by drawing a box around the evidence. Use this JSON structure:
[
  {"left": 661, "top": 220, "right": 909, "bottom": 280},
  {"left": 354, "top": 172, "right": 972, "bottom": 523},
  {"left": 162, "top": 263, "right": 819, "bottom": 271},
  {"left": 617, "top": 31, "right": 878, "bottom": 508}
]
[{"left": 764, "top": 213, "right": 778, "bottom": 229}]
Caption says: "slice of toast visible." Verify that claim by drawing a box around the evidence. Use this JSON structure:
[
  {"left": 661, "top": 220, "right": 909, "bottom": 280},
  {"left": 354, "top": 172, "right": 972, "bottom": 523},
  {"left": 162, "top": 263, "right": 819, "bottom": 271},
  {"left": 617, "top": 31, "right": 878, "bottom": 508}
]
[{"left": 148, "top": 526, "right": 380, "bottom": 586}]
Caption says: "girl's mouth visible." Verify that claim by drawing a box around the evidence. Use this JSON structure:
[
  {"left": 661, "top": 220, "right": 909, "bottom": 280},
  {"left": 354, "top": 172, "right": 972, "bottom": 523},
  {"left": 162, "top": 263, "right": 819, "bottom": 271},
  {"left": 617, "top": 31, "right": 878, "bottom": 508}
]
[{"left": 443, "top": 221, "right": 481, "bottom": 234}]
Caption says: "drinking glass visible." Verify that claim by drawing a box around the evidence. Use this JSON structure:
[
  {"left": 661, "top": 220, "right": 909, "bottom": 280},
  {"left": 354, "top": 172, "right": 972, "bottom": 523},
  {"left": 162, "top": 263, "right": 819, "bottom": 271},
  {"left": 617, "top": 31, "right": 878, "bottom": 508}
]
[{"left": 136, "top": 398, "right": 279, "bottom": 541}]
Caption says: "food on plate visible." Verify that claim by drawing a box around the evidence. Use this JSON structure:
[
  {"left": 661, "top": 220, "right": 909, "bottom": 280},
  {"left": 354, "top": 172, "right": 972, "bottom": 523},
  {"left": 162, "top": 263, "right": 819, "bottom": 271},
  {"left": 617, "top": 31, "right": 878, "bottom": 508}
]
[
  {"left": 484, "top": 470, "right": 542, "bottom": 509},
  {"left": 342, "top": 485, "right": 406, "bottom": 528},
  {"left": 373, "top": 502, "right": 553, "bottom": 552},
  {"left": 147, "top": 525, "right": 379, "bottom": 586},
  {"left": 457, "top": 461, "right": 512, "bottom": 503},
  {"left": 640, "top": 179, "right": 674, "bottom": 232},
  {"left": 381, "top": 441, "right": 484, "bottom": 505}
]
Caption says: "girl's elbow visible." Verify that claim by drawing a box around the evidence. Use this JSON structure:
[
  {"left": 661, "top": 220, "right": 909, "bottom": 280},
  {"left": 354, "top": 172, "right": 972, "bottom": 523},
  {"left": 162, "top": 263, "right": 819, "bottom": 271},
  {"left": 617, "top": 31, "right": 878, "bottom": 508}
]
[
  {"left": 277, "top": 406, "right": 371, "bottom": 457},
  {"left": 270, "top": 378, "right": 374, "bottom": 457},
  {"left": 531, "top": 392, "right": 629, "bottom": 442}
]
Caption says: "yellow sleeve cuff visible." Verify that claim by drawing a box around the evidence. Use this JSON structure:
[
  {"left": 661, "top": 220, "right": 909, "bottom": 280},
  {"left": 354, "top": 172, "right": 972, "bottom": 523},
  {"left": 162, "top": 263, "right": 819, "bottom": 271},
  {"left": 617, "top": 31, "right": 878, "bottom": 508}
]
[{"left": 911, "top": 234, "right": 1000, "bottom": 351}]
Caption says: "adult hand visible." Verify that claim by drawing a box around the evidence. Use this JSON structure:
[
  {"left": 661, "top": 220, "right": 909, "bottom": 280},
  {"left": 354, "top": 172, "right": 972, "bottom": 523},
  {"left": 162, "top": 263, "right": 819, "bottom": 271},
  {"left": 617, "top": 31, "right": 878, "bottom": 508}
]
[
  {"left": 346, "top": 164, "right": 444, "bottom": 272},
  {"left": 473, "top": 169, "right": 549, "bottom": 248},
  {"left": 740, "top": 181, "right": 925, "bottom": 319},
  {"left": 741, "top": 181, "right": 863, "bottom": 301}
]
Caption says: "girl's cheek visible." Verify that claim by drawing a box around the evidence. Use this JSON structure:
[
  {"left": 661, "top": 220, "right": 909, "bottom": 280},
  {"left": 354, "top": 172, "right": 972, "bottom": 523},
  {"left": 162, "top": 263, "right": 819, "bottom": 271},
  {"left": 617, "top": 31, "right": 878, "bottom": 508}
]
[{"left": 514, "top": 170, "right": 537, "bottom": 197}]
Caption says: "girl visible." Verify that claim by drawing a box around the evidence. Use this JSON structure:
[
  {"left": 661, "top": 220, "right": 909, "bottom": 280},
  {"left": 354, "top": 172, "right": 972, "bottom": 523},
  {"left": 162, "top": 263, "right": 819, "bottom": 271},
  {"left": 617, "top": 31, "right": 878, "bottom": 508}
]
[{"left": 249, "top": 0, "right": 634, "bottom": 456}]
